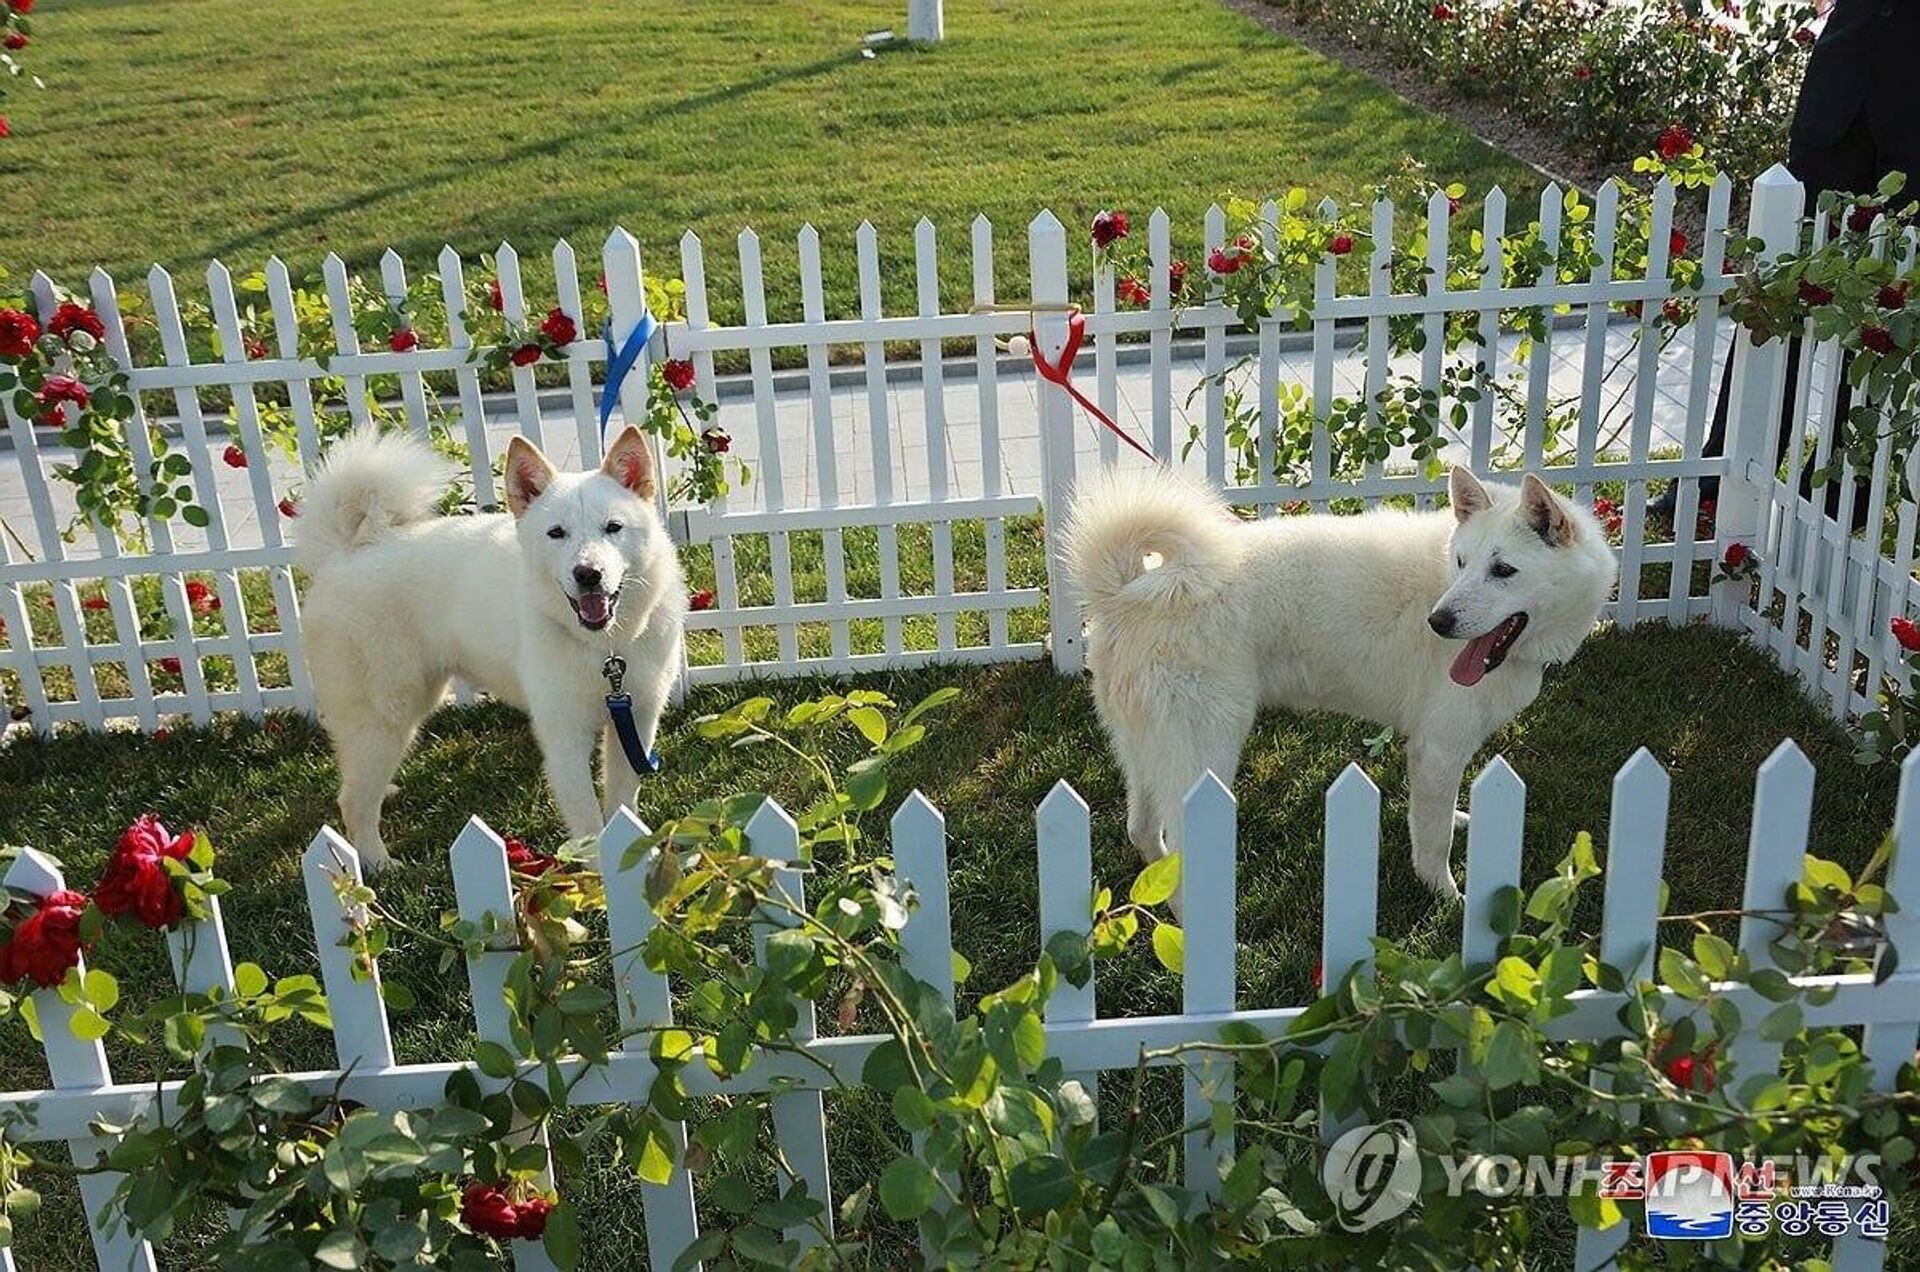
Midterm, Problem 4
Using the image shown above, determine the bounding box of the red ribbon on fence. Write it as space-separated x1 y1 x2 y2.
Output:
1028 309 1158 461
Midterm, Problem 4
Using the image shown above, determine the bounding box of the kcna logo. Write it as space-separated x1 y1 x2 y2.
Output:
1600 1150 1775 1240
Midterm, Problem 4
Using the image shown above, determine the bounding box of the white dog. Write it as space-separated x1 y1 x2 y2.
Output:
1063 465 1616 898
296 426 686 870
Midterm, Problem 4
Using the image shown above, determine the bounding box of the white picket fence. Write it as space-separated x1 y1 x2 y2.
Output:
0 742 1914 1269
3 165 1914 732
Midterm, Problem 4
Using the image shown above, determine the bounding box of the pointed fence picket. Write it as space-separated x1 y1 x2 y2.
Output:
1 747 1918 1267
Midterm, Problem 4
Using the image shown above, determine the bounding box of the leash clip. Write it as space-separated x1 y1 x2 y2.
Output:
602 653 627 697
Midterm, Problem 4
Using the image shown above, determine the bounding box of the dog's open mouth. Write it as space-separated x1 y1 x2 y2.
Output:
569 590 620 632
1448 612 1529 687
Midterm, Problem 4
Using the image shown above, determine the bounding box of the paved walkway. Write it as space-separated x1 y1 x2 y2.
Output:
1 317 1766 565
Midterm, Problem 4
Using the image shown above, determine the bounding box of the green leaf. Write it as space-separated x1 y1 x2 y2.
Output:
1492 956 1540 1008
1130 854 1182 907
69 1007 110 1043
234 962 269 997
1759 1002 1804 1043
1658 948 1710 1000
878 1156 935 1220
380 980 416 1012
543 1201 582 1271
81 969 118 1014
1007 1155 1075 1217
1152 923 1185 973
846 705 887 746
634 1115 677 1185
1480 1020 1539 1090
473 1040 517 1079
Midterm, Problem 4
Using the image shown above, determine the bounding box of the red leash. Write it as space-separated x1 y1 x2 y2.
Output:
1029 309 1157 461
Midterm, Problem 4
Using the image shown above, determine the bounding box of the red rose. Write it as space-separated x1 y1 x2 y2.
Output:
1656 125 1695 161
596 272 608 295
1892 617 1920 653
1310 960 1323 990
388 328 418 353
1877 283 1909 310
661 358 696 391
185 579 219 614
278 496 299 518
47 302 105 344
0 307 40 358
487 279 504 312
1090 210 1129 250
6 1 32 13
1723 542 1751 568
689 589 715 612
159 656 183 676
81 596 110 612
1668 229 1689 257
1862 324 1896 355
1574 65 1592 79
0 890 89 988
702 426 731 454
1207 246 1244 276
1793 26 1814 44
539 308 577 346
1117 276 1150 307
510 343 542 367
1431 3 1454 18
1661 298 1687 324
244 336 269 360
1329 233 1355 256
0 117 10 141
1798 280 1835 306
3 32 24 50
1664 1050 1716 1093
39 375 89 411
511 1194 553 1240
503 837 559 878
461 1184 524 1241
152 727 170 742
1167 259 1189 295
1848 205 1882 234
95 814 195 929
223 443 248 468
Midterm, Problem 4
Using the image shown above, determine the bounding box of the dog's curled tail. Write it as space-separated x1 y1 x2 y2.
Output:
1061 465 1241 612
294 428 457 576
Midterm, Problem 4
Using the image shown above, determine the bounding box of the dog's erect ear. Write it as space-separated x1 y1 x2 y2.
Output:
1521 473 1575 546
1449 466 1492 523
600 426 657 500
504 436 557 518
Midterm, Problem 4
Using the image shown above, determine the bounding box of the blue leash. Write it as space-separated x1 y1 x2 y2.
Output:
599 311 665 780
602 655 662 778
598 309 661 434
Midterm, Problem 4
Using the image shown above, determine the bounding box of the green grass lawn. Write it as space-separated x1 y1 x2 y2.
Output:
0 620 1904 1267
0 0 1535 322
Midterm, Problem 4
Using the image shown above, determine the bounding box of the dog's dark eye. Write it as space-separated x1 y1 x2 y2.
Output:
1490 560 1517 579
546 526 567 540
1456 555 1465 569
604 521 623 535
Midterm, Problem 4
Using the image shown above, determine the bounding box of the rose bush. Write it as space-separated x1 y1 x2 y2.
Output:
1260 0 1816 188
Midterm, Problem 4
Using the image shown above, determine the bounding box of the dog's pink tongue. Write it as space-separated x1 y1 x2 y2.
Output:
1449 630 1502 688
577 593 613 627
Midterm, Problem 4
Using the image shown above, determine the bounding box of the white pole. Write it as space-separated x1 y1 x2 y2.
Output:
908 0 943 42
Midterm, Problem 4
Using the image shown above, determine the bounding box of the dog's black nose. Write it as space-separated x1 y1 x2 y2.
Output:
573 564 603 591
1428 608 1456 637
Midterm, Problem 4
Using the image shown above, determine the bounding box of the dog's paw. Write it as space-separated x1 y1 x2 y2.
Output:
1453 809 1470 835
358 845 395 876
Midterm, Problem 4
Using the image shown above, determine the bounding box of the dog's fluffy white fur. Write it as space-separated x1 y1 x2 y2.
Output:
297 427 686 870
1064 464 1616 897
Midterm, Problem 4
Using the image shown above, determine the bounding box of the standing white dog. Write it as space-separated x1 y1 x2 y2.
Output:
1063 465 1616 898
297 426 686 871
